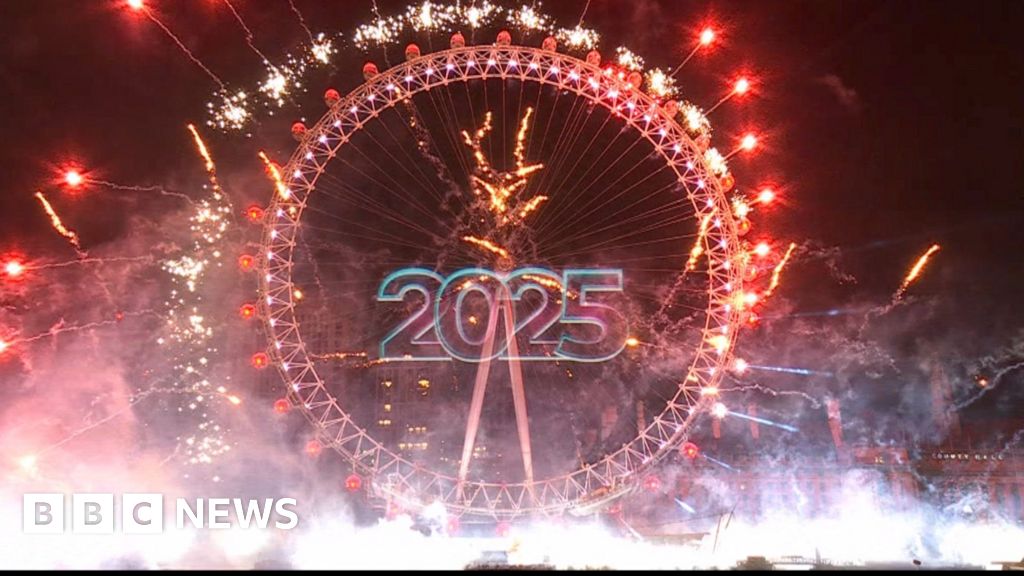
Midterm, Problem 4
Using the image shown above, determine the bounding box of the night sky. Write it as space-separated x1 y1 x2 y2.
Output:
1 0 1022 424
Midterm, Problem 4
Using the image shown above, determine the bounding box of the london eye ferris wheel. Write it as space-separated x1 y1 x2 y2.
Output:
254 2 771 521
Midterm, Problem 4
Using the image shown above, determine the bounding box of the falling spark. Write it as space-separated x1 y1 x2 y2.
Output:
746 364 835 377
187 124 216 176
894 244 941 300
34 192 86 257
719 382 822 408
686 214 713 271
221 0 273 63
462 235 510 259
30 255 153 272
84 179 195 203
675 498 696 514
156 123 236 470
311 351 369 361
725 409 799 433
764 242 796 298
8 312 158 348
31 397 144 458
577 0 591 25
258 151 290 200
134 3 227 90
286 0 316 44
701 453 736 472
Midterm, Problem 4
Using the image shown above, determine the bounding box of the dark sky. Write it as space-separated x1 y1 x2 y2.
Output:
2 0 1021 281
0 0 1021 406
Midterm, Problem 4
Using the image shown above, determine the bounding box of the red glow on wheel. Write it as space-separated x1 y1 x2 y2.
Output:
273 398 290 414
251 352 269 369
345 473 363 492
245 205 264 223
681 441 700 460
305 440 322 457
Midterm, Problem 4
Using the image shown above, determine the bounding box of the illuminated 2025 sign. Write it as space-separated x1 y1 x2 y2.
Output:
377 267 628 362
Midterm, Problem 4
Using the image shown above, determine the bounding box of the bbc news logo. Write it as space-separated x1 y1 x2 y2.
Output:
23 494 298 534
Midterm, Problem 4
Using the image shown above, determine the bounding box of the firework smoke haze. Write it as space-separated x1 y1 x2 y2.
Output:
0 0 1021 570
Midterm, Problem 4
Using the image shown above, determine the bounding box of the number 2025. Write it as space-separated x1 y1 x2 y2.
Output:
377 267 629 363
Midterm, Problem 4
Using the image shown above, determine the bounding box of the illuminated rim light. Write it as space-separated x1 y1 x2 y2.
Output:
257 44 745 518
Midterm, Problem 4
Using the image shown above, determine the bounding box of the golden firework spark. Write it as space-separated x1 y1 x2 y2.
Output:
461 108 545 225
764 242 797 298
462 235 510 259
686 214 714 271
258 150 290 200
187 123 216 174
311 351 370 361
34 191 85 256
894 244 941 300
521 274 563 292
518 195 549 220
